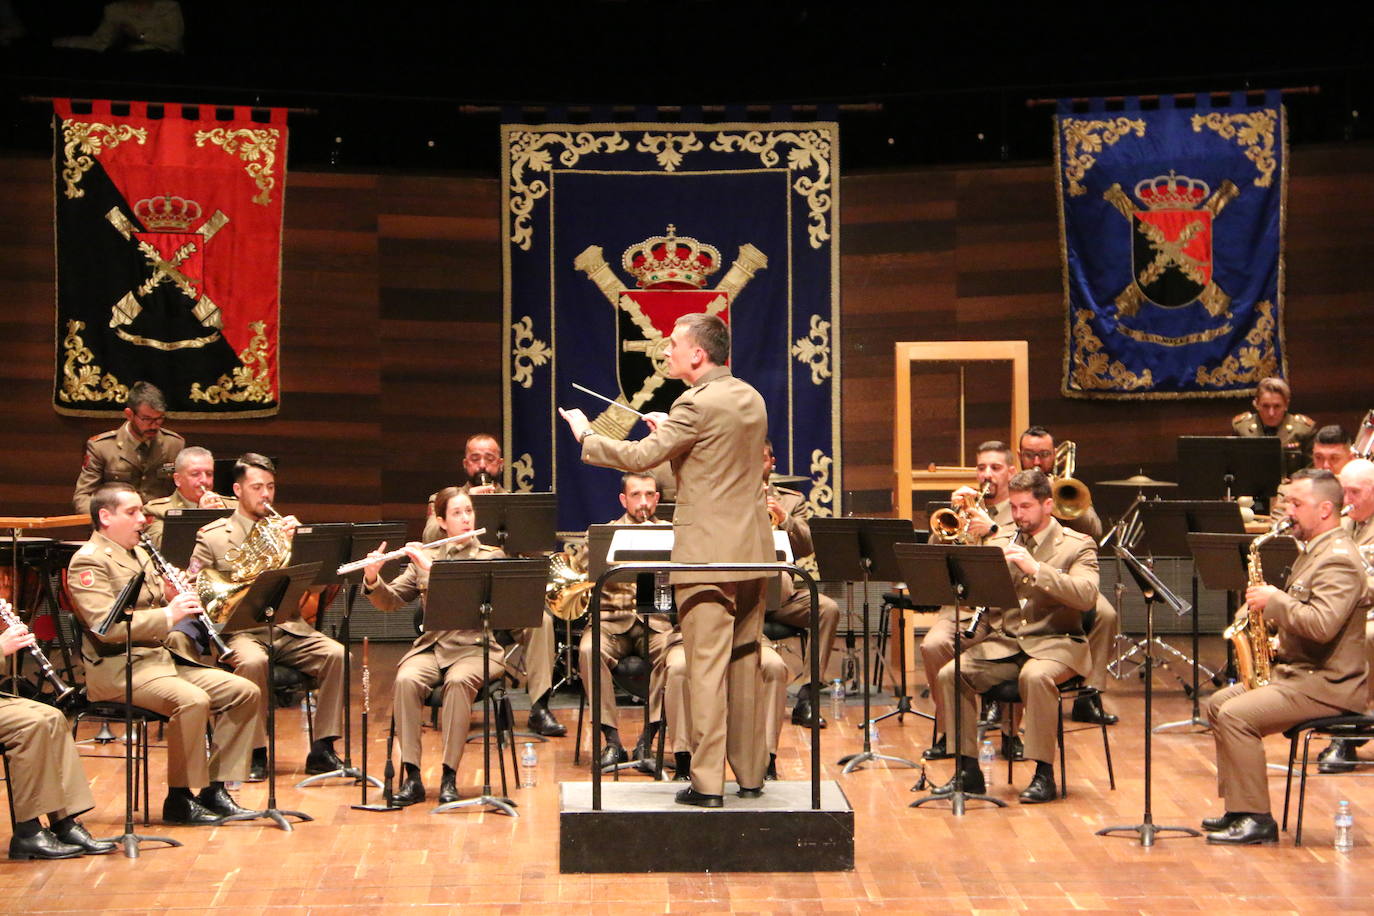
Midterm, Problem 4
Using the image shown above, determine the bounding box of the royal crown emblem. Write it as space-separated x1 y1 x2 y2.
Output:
621 225 721 290
1133 171 1210 210
134 194 204 231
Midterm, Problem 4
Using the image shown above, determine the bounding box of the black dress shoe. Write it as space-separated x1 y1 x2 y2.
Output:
1018 771 1057 804
198 784 258 818
598 742 628 770
922 734 952 761
162 794 227 826
393 770 426 807
50 820 117 856
930 766 986 797
737 785 764 799
1206 813 1278 845
8 829 83 860
1071 693 1118 726
1201 812 1244 831
527 704 566 737
304 746 346 775
247 749 269 783
1318 739 1360 774
438 767 459 805
766 754 778 781
675 787 724 808
790 694 826 728
1001 733 1025 762
631 738 653 762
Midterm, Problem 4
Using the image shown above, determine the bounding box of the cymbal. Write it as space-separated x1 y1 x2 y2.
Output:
769 473 810 485
1097 474 1177 488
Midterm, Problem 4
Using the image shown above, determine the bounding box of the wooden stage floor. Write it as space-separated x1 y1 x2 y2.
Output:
2 638 1370 914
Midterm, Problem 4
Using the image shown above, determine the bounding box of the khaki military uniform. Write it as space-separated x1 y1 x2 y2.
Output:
0 695 96 823
1233 409 1316 477
766 485 841 688
67 531 258 787
1344 515 1374 706
1205 525 1367 814
143 488 238 549
72 423 184 514
363 539 508 770
938 518 1098 764
191 511 345 748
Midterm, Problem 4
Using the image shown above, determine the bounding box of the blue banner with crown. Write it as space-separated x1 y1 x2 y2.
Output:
500 122 841 534
1056 94 1286 399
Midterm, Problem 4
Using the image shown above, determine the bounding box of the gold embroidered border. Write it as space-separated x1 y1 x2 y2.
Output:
635 132 704 172
507 131 631 251
511 315 551 389
512 454 535 492
1115 320 1233 347
1194 301 1279 387
189 321 273 404
60 121 147 199
193 127 281 205
58 320 129 403
791 314 832 384
1191 109 1278 188
115 328 221 350
805 449 834 518
709 129 834 249
1069 310 1153 391
1059 117 1146 197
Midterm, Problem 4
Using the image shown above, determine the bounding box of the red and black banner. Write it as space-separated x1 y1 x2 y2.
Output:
52 99 286 418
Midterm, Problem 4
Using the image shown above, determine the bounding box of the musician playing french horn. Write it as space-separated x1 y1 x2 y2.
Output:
360 487 506 806
190 453 347 783
1202 469 1367 845
141 446 238 549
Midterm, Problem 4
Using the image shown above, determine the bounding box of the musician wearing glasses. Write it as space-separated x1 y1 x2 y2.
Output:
72 381 185 514
190 453 346 783
68 482 259 826
919 440 1016 762
1203 469 1367 844
1231 376 1316 476
142 446 237 549
1017 426 1118 726
360 487 506 806
933 469 1098 805
422 434 565 740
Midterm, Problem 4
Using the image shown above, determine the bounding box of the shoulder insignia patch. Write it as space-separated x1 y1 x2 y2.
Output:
77 569 95 588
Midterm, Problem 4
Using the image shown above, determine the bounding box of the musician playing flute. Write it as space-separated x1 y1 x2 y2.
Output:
360 487 507 806
1203 469 1367 844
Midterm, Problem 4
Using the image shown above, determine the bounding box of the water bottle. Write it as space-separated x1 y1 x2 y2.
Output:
830 678 845 724
979 738 996 787
654 570 672 611
1335 799 1354 852
519 742 538 789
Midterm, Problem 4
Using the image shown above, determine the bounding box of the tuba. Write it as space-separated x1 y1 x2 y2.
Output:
195 503 294 625
1050 440 1093 521
1225 515 1295 690
545 550 595 620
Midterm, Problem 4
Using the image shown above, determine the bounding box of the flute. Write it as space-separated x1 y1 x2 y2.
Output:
0 599 77 706
336 528 487 576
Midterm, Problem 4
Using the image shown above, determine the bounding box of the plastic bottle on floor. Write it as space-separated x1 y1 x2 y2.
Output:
979 737 996 787
520 742 538 789
830 678 845 724
1335 799 1354 852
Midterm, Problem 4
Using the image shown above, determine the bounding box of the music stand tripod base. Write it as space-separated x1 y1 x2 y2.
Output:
838 749 920 774
432 794 519 817
296 767 384 789
1096 820 1199 847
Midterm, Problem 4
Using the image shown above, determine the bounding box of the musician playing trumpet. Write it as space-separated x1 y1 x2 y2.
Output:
360 487 506 806
141 446 238 549
1202 469 1367 844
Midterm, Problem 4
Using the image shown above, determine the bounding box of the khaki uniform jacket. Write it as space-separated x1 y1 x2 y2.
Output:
770 485 812 603
423 481 510 543
1266 525 1368 711
967 518 1096 677
568 513 674 637
67 530 203 696
1233 409 1316 476
73 423 184 514
1342 515 1374 614
143 489 238 548
363 539 506 667
191 510 315 638
581 365 774 584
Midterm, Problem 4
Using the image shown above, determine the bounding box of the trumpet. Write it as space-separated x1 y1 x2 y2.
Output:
336 528 487 576
0 598 77 706
932 480 994 544
1050 440 1093 521
138 532 236 660
197 484 228 509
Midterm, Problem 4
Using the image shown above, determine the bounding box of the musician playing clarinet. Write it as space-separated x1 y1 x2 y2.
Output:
360 487 507 806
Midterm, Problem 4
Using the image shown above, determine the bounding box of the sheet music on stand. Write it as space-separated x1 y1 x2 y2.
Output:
290 523 354 589
217 562 322 635
160 507 234 568
470 493 557 555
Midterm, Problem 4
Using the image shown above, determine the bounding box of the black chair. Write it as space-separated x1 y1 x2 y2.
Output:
72 696 169 825
1281 713 1374 846
269 663 319 745
573 652 662 778
979 675 1116 797
763 618 809 677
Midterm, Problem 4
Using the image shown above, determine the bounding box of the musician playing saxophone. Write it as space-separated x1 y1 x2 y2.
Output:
1202 469 1367 844
190 453 346 783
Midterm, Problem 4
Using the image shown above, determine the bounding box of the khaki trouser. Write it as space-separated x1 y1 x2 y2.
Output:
937 652 1075 764
392 645 504 771
767 587 840 687
514 614 556 701
664 640 787 756
134 664 258 787
919 615 995 736
1206 682 1346 814
226 628 345 749
0 697 95 823
578 620 676 730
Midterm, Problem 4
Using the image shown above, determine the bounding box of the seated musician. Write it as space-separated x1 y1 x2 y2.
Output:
421 433 564 739
1017 425 1118 726
360 487 506 805
575 471 677 769
933 469 1098 804
189 453 346 782
0 620 115 859
1231 376 1315 476
68 482 259 826
1203 469 1367 844
1311 424 1354 475
919 440 1015 761
142 446 237 549
762 438 841 728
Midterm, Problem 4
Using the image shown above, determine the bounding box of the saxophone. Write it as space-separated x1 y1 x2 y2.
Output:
1225 516 1295 690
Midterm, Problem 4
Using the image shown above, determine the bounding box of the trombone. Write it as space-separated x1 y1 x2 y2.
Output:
1050 440 1093 521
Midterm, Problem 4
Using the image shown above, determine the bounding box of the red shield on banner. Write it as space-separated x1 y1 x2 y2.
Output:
132 230 207 296
1131 208 1213 307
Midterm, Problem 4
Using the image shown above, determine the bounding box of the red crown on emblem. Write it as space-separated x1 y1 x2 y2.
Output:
1133 171 1210 210
134 194 203 231
621 225 721 290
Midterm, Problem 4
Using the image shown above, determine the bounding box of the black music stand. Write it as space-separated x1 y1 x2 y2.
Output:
899 542 1017 814
810 517 922 774
469 493 558 556
426 558 546 816
159 507 234 568
869 530 932 730
218 561 320 831
1177 436 1283 504
1097 546 1199 846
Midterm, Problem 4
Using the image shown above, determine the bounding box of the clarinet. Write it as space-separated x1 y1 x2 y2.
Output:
0 598 77 706
137 533 236 661
963 529 1022 639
